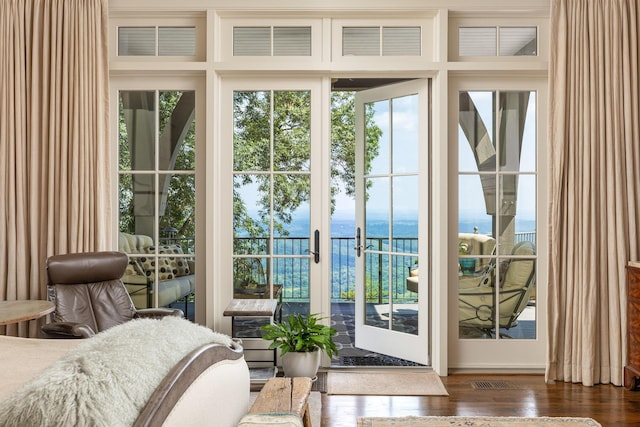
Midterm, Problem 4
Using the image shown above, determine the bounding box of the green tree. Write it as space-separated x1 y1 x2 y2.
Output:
119 89 382 249
330 91 381 213
118 91 196 251
232 90 381 242
233 91 312 243
158 92 196 243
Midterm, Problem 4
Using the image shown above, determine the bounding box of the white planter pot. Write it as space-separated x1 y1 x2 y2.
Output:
281 350 321 378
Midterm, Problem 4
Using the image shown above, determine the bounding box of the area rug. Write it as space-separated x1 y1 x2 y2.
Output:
327 371 448 396
250 391 321 426
356 416 602 427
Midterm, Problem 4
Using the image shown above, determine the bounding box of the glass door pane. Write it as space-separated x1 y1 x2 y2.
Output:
118 89 196 318
363 95 420 336
458 90 537 340
232 90 312 331
354 79 429 366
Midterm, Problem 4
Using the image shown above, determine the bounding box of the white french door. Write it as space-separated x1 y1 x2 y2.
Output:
219 78 324 333
354 79 430 365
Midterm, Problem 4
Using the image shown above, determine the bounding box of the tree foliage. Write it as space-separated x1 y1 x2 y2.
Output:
232 90 381 242
330 91 381 213
233 91 312 242
119 89 382 249
119 91 196 249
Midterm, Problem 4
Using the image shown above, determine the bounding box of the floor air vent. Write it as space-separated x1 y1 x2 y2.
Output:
471 380 519 390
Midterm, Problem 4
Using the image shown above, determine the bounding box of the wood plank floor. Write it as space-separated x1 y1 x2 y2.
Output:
321 374 640 426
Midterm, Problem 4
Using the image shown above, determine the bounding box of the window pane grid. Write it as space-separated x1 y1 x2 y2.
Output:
118 26 197 57
233 26 313 57
458 89 537 340
458 26 537 57
118 89 197 310
343 26 422 56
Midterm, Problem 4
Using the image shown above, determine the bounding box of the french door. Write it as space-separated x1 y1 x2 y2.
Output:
354 79 430 365
220 78 324 334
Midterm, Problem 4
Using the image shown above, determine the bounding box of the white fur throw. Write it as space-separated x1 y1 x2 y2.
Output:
0 317 232 427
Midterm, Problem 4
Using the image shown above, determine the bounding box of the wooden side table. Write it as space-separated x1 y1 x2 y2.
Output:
224 298 279 383
223 298 279 328
0 300 55 326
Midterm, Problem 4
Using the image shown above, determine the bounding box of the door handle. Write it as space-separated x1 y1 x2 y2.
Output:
355 227 362 257
308 229 320 264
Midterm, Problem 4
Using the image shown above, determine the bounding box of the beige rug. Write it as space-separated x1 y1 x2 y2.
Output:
357 416 602 427
249 390 321 426
327 371 448 396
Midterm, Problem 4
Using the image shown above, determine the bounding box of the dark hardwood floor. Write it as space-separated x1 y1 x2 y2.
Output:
321 373 640 426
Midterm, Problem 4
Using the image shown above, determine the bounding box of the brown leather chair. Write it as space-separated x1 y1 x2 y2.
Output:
42 251 183 338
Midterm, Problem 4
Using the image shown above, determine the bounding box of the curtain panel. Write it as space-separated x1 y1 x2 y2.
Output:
0 0 111 336
547 0 640 386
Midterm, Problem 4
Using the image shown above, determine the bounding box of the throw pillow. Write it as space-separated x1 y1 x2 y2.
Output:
138 256 175 281
148 244 191 277
125 258 145 277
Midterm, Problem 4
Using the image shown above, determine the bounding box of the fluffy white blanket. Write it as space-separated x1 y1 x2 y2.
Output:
0 317 232 427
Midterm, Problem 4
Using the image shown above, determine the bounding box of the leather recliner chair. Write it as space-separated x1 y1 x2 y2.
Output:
42 251 183 338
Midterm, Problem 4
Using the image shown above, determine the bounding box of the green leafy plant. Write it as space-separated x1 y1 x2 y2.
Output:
261 313 338 358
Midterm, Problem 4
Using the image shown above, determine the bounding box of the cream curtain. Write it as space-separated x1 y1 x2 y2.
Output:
0 0 112 336
547 0 640 386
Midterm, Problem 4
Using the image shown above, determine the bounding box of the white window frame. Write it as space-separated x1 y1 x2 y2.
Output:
331 18 436 66
217 17 323 65
109 14 207 63
448 16 549 63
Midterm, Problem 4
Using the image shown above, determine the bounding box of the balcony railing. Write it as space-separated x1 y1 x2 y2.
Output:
165 231 536 304
231 236 418 303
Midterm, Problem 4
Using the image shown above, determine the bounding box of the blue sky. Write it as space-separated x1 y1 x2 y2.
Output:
237 89 537 233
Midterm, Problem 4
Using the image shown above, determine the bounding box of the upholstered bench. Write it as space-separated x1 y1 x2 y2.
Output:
238 377 313 427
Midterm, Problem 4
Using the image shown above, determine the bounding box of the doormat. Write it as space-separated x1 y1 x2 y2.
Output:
357 416 602 427
327 371 448 396
339 355 424 367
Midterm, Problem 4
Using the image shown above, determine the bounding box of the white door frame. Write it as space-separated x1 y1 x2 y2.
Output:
354 79 431 366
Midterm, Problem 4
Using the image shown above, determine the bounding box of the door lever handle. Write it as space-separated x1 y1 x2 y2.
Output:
309 229 320 263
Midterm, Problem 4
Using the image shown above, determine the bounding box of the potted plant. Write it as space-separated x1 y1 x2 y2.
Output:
261 313 337 378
